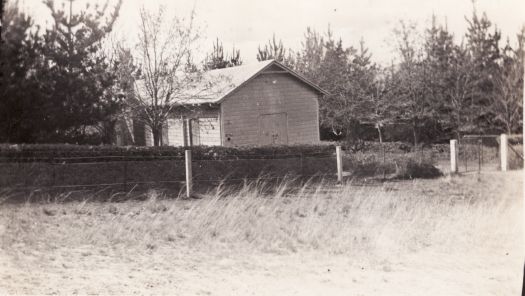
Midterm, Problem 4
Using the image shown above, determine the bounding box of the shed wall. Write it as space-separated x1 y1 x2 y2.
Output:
166 117 220 146
220 73 320 146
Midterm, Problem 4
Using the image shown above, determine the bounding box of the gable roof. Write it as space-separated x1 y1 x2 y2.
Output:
134 60 327 106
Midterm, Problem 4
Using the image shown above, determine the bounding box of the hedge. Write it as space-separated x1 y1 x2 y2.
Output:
0 144 336 163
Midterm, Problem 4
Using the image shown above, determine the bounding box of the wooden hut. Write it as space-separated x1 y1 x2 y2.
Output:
132 59 327 146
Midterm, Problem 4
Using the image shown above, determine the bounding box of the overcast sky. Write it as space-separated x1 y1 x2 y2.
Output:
20 0 525 65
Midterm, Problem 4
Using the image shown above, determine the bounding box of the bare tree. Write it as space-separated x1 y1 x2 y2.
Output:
130 6 213 146
492 32 524 134
444 44 478 140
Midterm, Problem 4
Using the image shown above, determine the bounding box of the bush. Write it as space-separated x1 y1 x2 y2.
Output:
394 159 443 179
343 152 443 180
0 143 335 163
343 154 395 178
508 144 524 170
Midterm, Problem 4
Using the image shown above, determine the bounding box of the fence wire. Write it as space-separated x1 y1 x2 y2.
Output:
457 136 500 173
0 153 336 191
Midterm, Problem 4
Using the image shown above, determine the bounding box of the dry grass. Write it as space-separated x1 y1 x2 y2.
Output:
0 171 523 295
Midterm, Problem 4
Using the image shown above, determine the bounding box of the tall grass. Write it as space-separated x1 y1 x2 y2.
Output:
1 174 521 261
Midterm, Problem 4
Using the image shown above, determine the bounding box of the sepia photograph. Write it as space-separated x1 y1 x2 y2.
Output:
0 0 524 295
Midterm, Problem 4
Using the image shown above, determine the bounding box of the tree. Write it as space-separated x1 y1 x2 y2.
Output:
350 41 393 145
131 6 218 146
290 27 384 147
464 9 503 132
311 30 353 140
0 1 43 143
256 34 286 62
390 20 435 147
35 0 123 143
491 28 524 134
422 17 475 141
203 38 242 70
98 39 139 143
443 43 478 140
293 27 325 80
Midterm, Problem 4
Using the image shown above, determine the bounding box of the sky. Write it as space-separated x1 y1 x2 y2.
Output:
19 0 525 65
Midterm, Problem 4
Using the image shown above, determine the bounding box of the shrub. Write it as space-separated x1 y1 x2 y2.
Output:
343 154 395 178
394 159 443 179
343 152 443 179
0 143 335 163
508 144 524 170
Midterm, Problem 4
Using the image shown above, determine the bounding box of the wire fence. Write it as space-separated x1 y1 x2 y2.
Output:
458 135 500 173
2 137 522 195
507 134 524 170
0 152 337 192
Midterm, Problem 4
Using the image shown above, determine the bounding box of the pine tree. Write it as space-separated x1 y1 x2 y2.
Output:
391 20 432 146
465 9 502 133
422 16 461 140
256 34 286 62
0 2 43 142
204 38 242 70
36 0 123 143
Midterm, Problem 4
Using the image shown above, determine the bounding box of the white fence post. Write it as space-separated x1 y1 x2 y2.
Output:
185 150 193 198
500 134 508 172
450 139 458 174
336 146 343 183
184 118 193 147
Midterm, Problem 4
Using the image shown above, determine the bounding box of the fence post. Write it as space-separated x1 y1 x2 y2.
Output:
123 159 128 192
185 118 193 147
185 149 193 198
336 146 343 183
450 139 458 174
500 134 508 172
299 152 304 177
182 118 187 147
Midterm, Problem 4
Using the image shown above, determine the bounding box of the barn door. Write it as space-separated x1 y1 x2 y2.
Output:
258 113 288 145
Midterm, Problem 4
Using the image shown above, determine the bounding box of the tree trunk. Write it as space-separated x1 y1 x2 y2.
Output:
456 111 461 142
376 125 383 144
102 120 117 145
152 126 162 146
377 125 386 179
412 118 418 148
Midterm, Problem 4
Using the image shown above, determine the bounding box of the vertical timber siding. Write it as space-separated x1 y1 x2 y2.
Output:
167 118 185 146
198 118 221 146
166 116 221 147
221 73 320 146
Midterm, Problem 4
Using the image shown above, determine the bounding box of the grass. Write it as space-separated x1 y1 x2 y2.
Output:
344 152 444 179
0 171 523 295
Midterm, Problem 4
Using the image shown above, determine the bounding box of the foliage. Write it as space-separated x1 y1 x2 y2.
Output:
289 27 387 149
343 150 443 179
394 158 443 179
491 29 524 134
203 38 242 70
0 2 42 143
287 9 523 145
0 143 335 162
131 6 219 147
0 0 123 144
256 34 287 63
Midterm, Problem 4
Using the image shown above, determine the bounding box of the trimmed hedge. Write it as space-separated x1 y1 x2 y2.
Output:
0 144 335 163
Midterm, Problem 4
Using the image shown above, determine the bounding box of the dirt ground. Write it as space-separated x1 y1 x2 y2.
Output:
1 171 523 295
